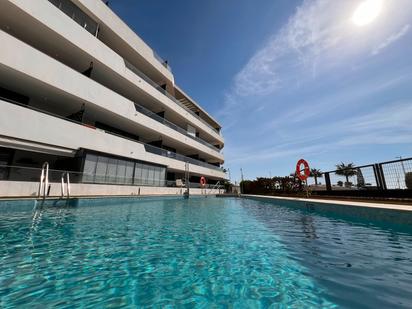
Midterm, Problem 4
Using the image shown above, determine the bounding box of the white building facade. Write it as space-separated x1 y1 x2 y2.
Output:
0 0 226 196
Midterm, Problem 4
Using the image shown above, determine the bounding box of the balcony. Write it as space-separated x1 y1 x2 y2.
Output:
48 0 99 36
2 98 224 172
143 144 222 171
98 0 172 73
32 1 221 140
153 51 172 72
134 103 220 152
124 59 221 136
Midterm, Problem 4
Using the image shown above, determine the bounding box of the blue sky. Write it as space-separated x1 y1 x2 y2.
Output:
109 0 412 183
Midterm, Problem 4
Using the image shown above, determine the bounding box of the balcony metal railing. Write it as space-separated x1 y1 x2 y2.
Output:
124 60 222 136
1 98 224 172
134 103 220 152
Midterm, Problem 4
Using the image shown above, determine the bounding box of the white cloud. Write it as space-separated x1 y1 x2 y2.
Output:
232 0 352 97
229 0 412 99
371 24 410 55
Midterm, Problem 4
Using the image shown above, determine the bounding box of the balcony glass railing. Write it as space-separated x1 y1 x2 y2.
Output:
143 144 222 171
2 98 224 172
134 103 220 152
124 60 221 136
49 0 99 36
153 51 172 72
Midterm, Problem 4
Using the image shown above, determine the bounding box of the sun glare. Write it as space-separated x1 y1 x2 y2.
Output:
352 0 383 26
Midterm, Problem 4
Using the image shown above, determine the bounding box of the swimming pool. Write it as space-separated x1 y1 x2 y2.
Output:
0 197 411 308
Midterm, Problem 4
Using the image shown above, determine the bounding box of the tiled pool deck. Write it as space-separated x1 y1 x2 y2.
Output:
243 194 412 211
243 194 412 225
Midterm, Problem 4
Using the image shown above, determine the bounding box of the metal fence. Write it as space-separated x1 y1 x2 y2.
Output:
320 157 412 191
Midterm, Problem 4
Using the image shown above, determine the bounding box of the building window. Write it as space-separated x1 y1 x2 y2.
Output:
82 152 166 186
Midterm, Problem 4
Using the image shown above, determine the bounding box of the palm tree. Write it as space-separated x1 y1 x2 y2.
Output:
310 168 323 185
335 162 357 185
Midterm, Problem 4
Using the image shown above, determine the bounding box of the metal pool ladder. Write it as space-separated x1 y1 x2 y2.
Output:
38 162 49 200
183 161 190 198
61 172 71 199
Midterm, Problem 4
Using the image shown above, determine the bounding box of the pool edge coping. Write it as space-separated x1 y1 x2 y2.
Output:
0 194 225 203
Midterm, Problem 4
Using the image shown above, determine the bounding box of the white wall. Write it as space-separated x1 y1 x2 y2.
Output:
0 101 227 179
0 29 223 162
4 0 224 145
73 0 174 82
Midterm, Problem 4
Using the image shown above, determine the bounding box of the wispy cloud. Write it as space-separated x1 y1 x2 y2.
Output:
223 0 412 103
232 0 350 97
226 100 412 165
372 24 410 55
219 0 412 180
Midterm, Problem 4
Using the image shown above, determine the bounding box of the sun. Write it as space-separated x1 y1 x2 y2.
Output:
352 0 383 26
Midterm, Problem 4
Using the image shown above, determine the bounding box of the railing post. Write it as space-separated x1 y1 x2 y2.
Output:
373 164 381 189
374 164 387 190
325 172 332 191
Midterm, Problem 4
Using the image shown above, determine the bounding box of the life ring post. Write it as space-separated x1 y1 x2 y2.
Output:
295 159 310 197
296 159 310 181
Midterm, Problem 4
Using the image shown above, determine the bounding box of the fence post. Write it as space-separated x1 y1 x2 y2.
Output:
325 172 332 191
374 164 387 190
378 164 387 190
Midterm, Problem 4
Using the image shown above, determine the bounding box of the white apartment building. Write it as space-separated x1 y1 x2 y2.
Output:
0 0 226 196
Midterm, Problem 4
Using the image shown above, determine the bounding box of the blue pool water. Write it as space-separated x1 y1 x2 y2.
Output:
0 197 411 308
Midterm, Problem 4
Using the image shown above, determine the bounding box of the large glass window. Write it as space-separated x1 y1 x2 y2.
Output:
159 168 166 186
148 166 155 186
142 165 149 185
125 161 134 185
116 159 127 184
106 158 117 184
134 163 143 185
82 153 97 183
82 153 166 187
95 156 109 183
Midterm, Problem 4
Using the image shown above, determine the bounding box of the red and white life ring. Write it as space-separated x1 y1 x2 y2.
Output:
296 159 310 181
200 176 206 187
